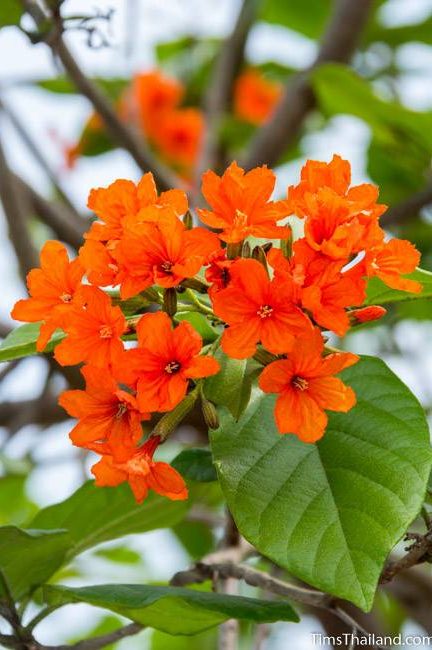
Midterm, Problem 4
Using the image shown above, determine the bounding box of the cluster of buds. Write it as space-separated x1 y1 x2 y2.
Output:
11 155 421 503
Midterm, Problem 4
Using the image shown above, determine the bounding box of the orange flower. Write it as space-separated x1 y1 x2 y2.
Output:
115 212 220 299
153 108 204 169
92 435 188 503
269 241 366 336
259 328 359 442
79 239 119 287
211 258 312 359
129 70 184 137
287 156 387 259
54 286 126 368
234 69 282 125
11 240 85 352
363 239 422 293
198 162 290 243
205 249 234 297
59 365 149 462
120 311 220 413
86 173 188 243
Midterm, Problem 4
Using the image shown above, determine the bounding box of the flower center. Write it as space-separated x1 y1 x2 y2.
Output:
99 325 113 339
165 360 181 374
292 376 309 391
160 260 173 273
234 209 248 228
257 304 273 319
60 292 72 303
116 402 128 419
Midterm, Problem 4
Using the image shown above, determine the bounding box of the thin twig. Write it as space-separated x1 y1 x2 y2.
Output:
380 529 432 584
21 0 184 192
13 174 87 249
0 136 39 281
242 0 373 169
380 180 432 228
0 97 76 212
198 0 258 177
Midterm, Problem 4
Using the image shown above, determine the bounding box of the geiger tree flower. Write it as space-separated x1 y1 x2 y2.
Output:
9 155 424 504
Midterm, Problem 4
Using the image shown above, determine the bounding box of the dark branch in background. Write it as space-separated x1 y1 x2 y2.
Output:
13 174 88 249
198 0 258 177
0 97 77 212
0 137 39 281
380 529 432 584
21 1 184 192
242 0 373 169
381 180 432 228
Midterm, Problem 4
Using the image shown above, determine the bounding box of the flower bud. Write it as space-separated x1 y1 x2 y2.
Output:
183 211 193 230
349 305 387 324
251 245 268 271
201 398 220 430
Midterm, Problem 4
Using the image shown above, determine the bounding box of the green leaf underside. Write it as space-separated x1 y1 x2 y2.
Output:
31 481 188 562
0 527 69 601
43 584 299 635
366 268 432 305
204 351 255 420
210 357 431 611
172 449 217 482
0 323 64 363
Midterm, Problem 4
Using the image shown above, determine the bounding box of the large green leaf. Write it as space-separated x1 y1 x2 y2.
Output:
0 0 22 27
204 351 256 420
36 76 129 99
44 584 299 635
31 481 188 561
366 268 432 305
0 323 65 362
210 357 431 611
0 527 69 601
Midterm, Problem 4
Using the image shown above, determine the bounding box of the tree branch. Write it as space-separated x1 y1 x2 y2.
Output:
380 530 432 584
380 181 432 228
0 136 39 281
198 0 257 176
50 623 144 650
242 0 373 169
21 1 184 193
13 174 87 250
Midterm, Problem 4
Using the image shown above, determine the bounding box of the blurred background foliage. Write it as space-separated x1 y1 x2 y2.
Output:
1 0 432 648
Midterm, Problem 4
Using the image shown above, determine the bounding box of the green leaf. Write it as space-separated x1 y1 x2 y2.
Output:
204 351 256 420
0 475 37 526
173 520 214 560
0 527 69 601
176 312 219 343
36 76 129 99
259 0 331 39
366 268 432 305
172 449 217 483
94 546 142 565
0 0 22 27
152 628 217 650
31 481 188 561
44 583 299 635
0 323 65 363
210 357 432 611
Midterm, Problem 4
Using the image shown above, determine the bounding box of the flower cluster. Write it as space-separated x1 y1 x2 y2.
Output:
65 68 282 175
11 155 422 502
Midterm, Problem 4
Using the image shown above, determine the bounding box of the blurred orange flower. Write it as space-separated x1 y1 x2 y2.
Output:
153 108 204 170
198 162 290 243
234 69 282 125
11 240 85 352
259 328 359 442
92 435 188 503
129 70 184 137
